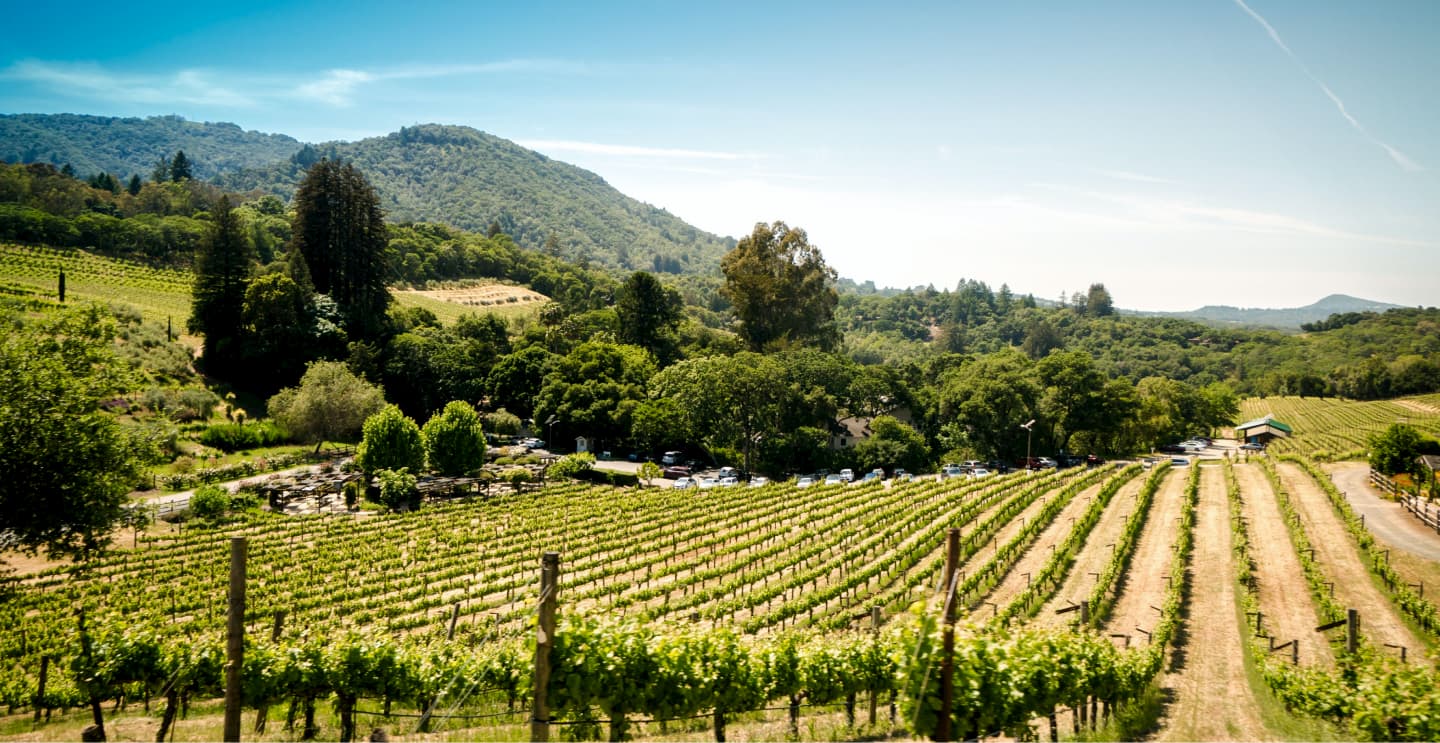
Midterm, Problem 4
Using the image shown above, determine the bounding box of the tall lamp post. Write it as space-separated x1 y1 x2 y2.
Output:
1020 419 1035 473
546 414 558 449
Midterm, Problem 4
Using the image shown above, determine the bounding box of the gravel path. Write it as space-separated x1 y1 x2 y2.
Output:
1327 462 1440 561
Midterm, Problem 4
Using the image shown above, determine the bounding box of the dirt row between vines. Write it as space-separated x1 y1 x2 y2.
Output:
1032 474 1149 629
1233 462 1336 668
973 476 1114 617
1099 466 1186 642
1274 461 1427 663
1155 464 1274 742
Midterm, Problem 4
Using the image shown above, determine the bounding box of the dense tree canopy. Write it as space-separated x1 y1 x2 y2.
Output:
721 221 839 352
290 159 391 340
422 401 486 476
267 361 387 447
356 405 426 476
189 195 252 367
0 306 143 558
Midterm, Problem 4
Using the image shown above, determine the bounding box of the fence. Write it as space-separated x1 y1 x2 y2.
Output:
1401 494 1440 533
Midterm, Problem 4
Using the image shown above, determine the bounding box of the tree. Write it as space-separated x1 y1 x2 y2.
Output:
356 405 426 476
169 151 192 182
484 408 522 435
1084 283 1115 317
267 361 386 448
650 352 787 475
852 416 932 475
127 174 142 196
189 485 231 522
532 341 656 447
190 196 254 367
0 305 143 558
238 273 328 391
290 160 391 340
638 461 662 487
486 345 553 418
721 221 839 351
548 452 596 480
1370 423 1424 477
936 348 1038 460
422 401 486 476
615 271 683 363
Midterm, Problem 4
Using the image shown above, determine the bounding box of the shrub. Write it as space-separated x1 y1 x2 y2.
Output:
547 452 596 480
373 468 420 511
199 420 288 452
189 485 230 521
483 408 522 435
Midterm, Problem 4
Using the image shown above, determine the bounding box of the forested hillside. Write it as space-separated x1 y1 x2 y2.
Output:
0 114 735 274
0 113 301 180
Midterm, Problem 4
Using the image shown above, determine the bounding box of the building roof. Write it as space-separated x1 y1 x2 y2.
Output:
1420 454 1440 472
1236 415 1293 434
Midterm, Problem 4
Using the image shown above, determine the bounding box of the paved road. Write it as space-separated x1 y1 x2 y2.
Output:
1328 461 1440 561
133 462 333 514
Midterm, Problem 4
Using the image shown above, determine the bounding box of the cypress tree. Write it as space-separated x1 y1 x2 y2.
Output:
127 174 142 196
190 196 253 366
169 151 192 181
289 160 391 341
58 268 65 303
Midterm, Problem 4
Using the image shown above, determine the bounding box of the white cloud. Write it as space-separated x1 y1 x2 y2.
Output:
1232 0 1423 172
3 57 593 110
291 69 373 106
3 60 254 106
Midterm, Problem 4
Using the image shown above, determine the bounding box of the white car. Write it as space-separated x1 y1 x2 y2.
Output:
719 476 739 487
970 468 993 479
697 477 720 489
672 477 694 489
825 473 844 486
839 468 855 482
749 476 770 488
796 476 816 488
662 450 683 465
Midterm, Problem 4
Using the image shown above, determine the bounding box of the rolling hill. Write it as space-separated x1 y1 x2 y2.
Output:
0 114 734 275
1125 293 1404 329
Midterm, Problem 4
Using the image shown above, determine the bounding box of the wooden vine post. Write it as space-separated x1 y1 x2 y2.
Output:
531 551 561 742
933 528 960 742
224 537 248 742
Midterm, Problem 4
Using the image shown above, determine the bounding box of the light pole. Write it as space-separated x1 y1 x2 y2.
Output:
546 414 557 449
1020 419 1035 473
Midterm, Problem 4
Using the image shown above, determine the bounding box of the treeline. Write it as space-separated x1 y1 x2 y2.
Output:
839 278 1440 401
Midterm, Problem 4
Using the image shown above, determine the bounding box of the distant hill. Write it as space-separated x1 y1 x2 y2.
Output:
1125 294 1405 329
0 113 302 180
0 115 734 275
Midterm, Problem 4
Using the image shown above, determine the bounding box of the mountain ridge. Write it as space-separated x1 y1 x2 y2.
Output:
0 113 734 274
1122 293 1405 329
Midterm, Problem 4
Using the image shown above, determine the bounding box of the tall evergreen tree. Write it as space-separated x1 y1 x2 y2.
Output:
615 271 683 363
169 150 192 181
289 160 391 341
190 196 253 366
126 174 142 196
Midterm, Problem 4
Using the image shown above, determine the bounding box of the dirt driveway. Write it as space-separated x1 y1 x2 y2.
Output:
1327 462 1440 561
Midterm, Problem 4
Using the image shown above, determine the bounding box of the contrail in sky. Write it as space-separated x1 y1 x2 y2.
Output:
1232 0 1422 172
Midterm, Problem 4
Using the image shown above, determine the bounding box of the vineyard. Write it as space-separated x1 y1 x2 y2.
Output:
0 244 541 331
2 455 1438 741
0 243 192 326
1237 394 1440 459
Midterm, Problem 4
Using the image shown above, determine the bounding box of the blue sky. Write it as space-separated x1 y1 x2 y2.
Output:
3 0 1437 311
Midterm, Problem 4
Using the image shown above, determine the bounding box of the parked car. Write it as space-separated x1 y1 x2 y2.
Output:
672 477 694 489
941 464 963 479
1086 454 1105 467
663 465 692 479
718 466 739 479
1240 442 1265 451
970 467 993 479
749 476 770 488
796 476 816 488
1158 444 1186 454
697 477 720 489
839 468 855 482
893 468 908 479
661 450 683 465
861 471 881 484
719 476 739 487
1170 457 1190 466
824 473 845 486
